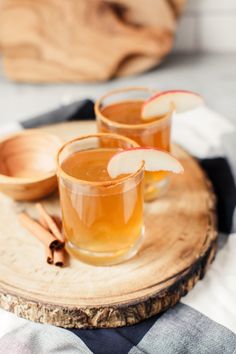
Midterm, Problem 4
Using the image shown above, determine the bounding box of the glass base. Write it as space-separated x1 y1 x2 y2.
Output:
144 176 170 202
66 228 144 266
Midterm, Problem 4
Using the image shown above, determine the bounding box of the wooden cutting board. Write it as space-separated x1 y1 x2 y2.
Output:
0 0 186 82
0 121 217 328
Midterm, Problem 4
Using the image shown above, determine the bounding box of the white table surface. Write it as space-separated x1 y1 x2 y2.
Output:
0 53 236 126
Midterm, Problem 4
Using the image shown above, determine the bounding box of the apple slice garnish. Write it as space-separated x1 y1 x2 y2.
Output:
141 90 204 120
107 147 184 178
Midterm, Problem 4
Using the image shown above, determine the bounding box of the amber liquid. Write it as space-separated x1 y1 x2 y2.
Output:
59 148 143 265
98 101 171 200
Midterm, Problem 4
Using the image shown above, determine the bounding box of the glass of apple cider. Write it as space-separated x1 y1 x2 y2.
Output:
57 133 144 266
95 87 173 201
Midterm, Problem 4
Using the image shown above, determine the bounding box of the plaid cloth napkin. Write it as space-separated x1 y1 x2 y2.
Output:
0 101 235 354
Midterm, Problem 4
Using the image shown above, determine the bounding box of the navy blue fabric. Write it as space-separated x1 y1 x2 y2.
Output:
70 315 158 354
21 99 95 129
199 158 236 233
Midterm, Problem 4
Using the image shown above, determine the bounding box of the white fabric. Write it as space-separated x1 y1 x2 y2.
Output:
173 106 236 232
0 310 27 338
0 314 92 353
172 106 234 156
0 107 236 337
172 106 236 334
181 235 236 334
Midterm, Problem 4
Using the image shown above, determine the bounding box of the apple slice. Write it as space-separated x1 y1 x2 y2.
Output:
142 90 204 120
107 147 184 178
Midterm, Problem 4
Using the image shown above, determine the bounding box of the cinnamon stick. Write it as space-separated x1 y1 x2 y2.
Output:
54 248 66 267
38 209 66 266
39 215 48 229
52 215 62 231
36 203 64 242
39 215 55 264
39 214 62 232
45 246 53 264
19 213 64 250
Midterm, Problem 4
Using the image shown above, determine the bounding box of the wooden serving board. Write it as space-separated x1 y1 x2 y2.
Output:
0 121 217 329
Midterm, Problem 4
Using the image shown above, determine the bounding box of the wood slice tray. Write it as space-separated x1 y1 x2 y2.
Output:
0 121 217 329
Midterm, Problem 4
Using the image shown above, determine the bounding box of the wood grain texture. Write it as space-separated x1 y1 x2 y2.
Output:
0 121 217 328
0 0 185 82
0 131 61 200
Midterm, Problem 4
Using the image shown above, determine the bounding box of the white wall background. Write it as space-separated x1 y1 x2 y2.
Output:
174 0 236 52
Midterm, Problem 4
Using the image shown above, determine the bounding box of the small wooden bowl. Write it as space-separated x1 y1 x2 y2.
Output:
0 131 62 201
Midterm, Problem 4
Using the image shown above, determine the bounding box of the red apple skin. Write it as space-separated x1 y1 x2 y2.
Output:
141 90 203 119
143 90 202 107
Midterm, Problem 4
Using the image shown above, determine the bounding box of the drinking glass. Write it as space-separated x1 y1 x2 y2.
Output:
57 133 144 266
95 87 172 201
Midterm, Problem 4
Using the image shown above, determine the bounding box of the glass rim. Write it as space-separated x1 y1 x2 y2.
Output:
95 86 173 130
57 133 145 187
